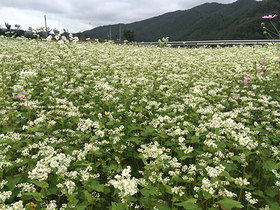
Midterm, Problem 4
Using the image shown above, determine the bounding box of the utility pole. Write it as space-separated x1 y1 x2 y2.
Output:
119 24 121 41
44 15 48 37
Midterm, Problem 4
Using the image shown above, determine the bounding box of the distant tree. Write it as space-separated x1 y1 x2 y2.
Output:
77 31 81 39
123 28 135 42
5 22 11 37
14 24 21 30
63 28 69 37
53 28 60 35
33 27 44 38
5 22 11 31
28 27 33 32
13 24 24 37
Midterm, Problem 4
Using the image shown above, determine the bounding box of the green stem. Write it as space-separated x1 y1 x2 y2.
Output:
1 60 13 131
270 20 280 38
26 97 33 144
238 187 243 203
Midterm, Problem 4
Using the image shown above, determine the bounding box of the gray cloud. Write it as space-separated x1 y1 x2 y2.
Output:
0 0 252 33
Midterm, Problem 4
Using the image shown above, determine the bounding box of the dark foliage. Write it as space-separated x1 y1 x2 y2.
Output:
81 0 280 42
122 28 135 42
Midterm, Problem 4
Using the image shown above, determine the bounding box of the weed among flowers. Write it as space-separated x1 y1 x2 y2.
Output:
0 34 280 210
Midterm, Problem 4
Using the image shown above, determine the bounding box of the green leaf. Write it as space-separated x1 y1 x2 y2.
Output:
76 202 87 210
220 171 234 182
25 204 34 210
127 124 142 134
263 160 278 171
174 200 198 210
6 174 22 190
190 136 199 143
127 137 140 144
270 202 280 210
30 180 49 188
84 190 94 204
230 156 242 163
31 127 40 132
106 121 114 126
107 163 117 171
265 187 278 198
117 164 123 173
265 195 278 206
24 192 42 202
93 184 104 192
135 106 142 112
154 203 171 210
48 186 59 195
165 185 173 194
0 139 14 144
252 190 264 197
180 155 192 160
140 188 150 197
140 197 149 207
252 177 259 185
99 121 105 129
91 180 104 192
25 202 37 210
144 125 155 135
2 125 13 133
112 202 128 210
216 198 244 210
149 185 158 196
68 198 79 207
215 128 220 136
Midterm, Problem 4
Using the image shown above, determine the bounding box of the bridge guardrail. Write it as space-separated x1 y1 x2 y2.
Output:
137 39 280 46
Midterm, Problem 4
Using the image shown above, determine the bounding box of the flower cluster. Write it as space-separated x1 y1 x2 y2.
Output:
108 166 139 201
0 33 280 209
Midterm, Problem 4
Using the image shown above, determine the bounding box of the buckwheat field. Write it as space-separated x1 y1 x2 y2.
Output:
0 36 280 210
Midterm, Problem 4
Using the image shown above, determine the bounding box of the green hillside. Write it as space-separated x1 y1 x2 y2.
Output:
81 0 280 42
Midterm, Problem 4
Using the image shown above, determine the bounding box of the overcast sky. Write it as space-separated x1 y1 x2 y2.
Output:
0 0 260 33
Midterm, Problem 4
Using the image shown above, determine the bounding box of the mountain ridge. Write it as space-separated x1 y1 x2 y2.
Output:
81 0 280 42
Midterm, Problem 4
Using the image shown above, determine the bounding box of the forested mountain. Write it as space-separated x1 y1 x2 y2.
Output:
81 0 280 42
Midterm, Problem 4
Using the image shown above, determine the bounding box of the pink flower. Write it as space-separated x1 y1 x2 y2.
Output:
262 14 278 19
256 66 262 70
259 71 264 75
17 91 27 99
232 94 240 99
17 94 25 99
260 59 266 63
244 77 251 85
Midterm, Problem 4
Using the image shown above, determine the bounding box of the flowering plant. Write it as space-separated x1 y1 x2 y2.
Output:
1 31 280 210
261 14 280 40
16 91 27 99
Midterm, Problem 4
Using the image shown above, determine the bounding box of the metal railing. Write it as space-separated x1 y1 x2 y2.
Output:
138 39 280 46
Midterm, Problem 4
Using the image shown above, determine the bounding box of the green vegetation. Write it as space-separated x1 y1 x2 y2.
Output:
0 33 280 209
123 28 135 42
81 0 280 42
